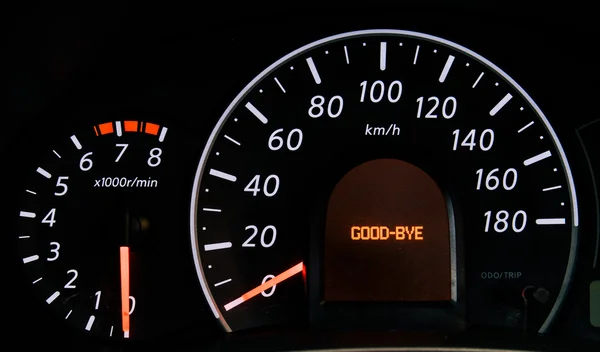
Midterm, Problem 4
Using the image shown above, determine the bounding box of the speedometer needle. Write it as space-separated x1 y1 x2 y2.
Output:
223 262 304 311
119 246 130 338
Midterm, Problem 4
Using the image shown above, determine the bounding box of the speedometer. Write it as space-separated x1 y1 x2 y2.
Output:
189 30 578 333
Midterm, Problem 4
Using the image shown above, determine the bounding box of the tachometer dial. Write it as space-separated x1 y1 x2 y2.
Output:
18 120 187 339
190 30 578 333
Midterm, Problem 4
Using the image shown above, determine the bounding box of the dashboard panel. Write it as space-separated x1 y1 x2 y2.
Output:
5 4 600 351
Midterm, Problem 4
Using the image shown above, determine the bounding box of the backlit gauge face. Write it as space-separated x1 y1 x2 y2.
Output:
17 120 195 339
189 30 578 333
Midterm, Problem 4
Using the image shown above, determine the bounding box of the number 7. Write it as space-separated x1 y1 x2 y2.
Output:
115 144 129 162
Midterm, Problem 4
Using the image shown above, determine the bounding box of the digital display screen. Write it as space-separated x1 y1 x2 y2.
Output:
324 159 452 302
591 281 600 327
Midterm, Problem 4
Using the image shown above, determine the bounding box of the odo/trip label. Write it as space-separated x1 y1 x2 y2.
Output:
480 271 523 279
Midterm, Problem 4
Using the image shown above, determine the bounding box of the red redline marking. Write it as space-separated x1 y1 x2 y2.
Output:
144 122 160 135
98 122 114 135
93 121 163 137
124 121 138 132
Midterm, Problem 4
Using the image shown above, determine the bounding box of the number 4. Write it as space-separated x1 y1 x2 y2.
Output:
42 208 56 227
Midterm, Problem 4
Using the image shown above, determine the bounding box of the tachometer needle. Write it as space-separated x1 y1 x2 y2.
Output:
119 246 130 338
223 262 304 311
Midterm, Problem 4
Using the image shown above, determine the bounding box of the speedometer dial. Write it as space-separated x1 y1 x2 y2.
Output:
189 30 578 333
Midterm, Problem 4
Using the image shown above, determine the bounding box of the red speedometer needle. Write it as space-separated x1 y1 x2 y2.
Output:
223 262 304 311
119 246 130 338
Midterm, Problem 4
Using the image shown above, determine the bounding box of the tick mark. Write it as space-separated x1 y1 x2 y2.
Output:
70 135 82 150
115 121 123 136
413 45 420 65
245 102 268 124
224 135 241 146
343 46 350 64
23 255 39 264
85 316 95 331
379 42 387 71
523 150 552 166
20 211 36 218
306 57 322 84
209 169 237 182
489 93 513 116
158 127 168 142
36 167 52 179
472 72 484 88
274 77 286 93
46 291 60 304
214 278 232 287
204 242 232 251
517 121 534 133
439 55 455 83
536 218 566 225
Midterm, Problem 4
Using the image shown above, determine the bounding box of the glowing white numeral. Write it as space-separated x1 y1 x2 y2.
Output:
360 80 403 103
261 275 276 297
484 210 527 233
268 129 303 151
115 144 129 162
242 225 277 248
452 129 494 151
475 168 518 190
244 175 280 197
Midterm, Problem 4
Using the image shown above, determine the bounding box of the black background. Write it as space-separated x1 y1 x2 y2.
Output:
4 2 600 351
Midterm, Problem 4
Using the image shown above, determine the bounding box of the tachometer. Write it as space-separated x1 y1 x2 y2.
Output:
189 30 578 333
17 119 191 339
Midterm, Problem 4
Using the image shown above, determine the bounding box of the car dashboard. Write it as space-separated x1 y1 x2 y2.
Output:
5 4 600 351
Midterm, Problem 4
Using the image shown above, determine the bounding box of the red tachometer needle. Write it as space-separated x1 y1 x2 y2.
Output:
120 246 130 338
223 262 304 311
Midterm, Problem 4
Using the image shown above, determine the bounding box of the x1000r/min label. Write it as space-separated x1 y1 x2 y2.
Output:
94 177 158 188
